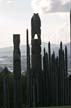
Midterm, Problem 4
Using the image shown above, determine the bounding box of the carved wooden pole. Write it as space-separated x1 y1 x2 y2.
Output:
48 42 51 106
43 48 48 106
69 10 71 105
70 10 71 73
31 14 42 107
64 46 68 105
26 29 31 107
13 34 22 108
58 42 65 105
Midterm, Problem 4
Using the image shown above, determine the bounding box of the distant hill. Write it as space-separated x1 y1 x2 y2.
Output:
0 42 70 72
0 45 26 72
0 66 3 72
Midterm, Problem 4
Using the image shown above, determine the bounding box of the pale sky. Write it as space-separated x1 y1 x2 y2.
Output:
0 0 70 48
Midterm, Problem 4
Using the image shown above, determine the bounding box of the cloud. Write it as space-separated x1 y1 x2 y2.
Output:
0 0 3 2
53 23 70 43
31 0 71 14
0 0 15 5
60 0 70 5
7 0 14 4
7 0 16 5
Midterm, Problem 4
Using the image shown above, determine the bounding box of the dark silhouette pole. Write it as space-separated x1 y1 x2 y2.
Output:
26 29 31 107
43 48 48 106
58 42 65 105
13 34 21 108
70 10 71 73
31 13 42 107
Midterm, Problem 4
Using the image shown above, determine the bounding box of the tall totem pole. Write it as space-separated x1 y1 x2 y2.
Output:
13 34 21 108
70 10 71 72
69 10 71 105
31 13 42 107
26 29 31 106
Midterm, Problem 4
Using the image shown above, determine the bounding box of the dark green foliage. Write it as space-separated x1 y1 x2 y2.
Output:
21 74 27 106
0 70 27 108
0 72 4 107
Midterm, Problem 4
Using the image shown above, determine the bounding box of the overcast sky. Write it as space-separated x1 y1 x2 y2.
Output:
0 0 70 48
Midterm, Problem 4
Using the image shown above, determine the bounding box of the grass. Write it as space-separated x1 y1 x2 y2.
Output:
22 106 71 108
48 106 71 108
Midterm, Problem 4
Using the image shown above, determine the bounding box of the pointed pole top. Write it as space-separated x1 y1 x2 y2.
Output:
26 29 28 36
26 29 29 45
44 48 46 55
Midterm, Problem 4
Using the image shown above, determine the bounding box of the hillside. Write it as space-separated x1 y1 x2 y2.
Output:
0 43 70 72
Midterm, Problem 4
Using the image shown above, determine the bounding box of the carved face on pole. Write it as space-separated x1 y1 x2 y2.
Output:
31 13 41 39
